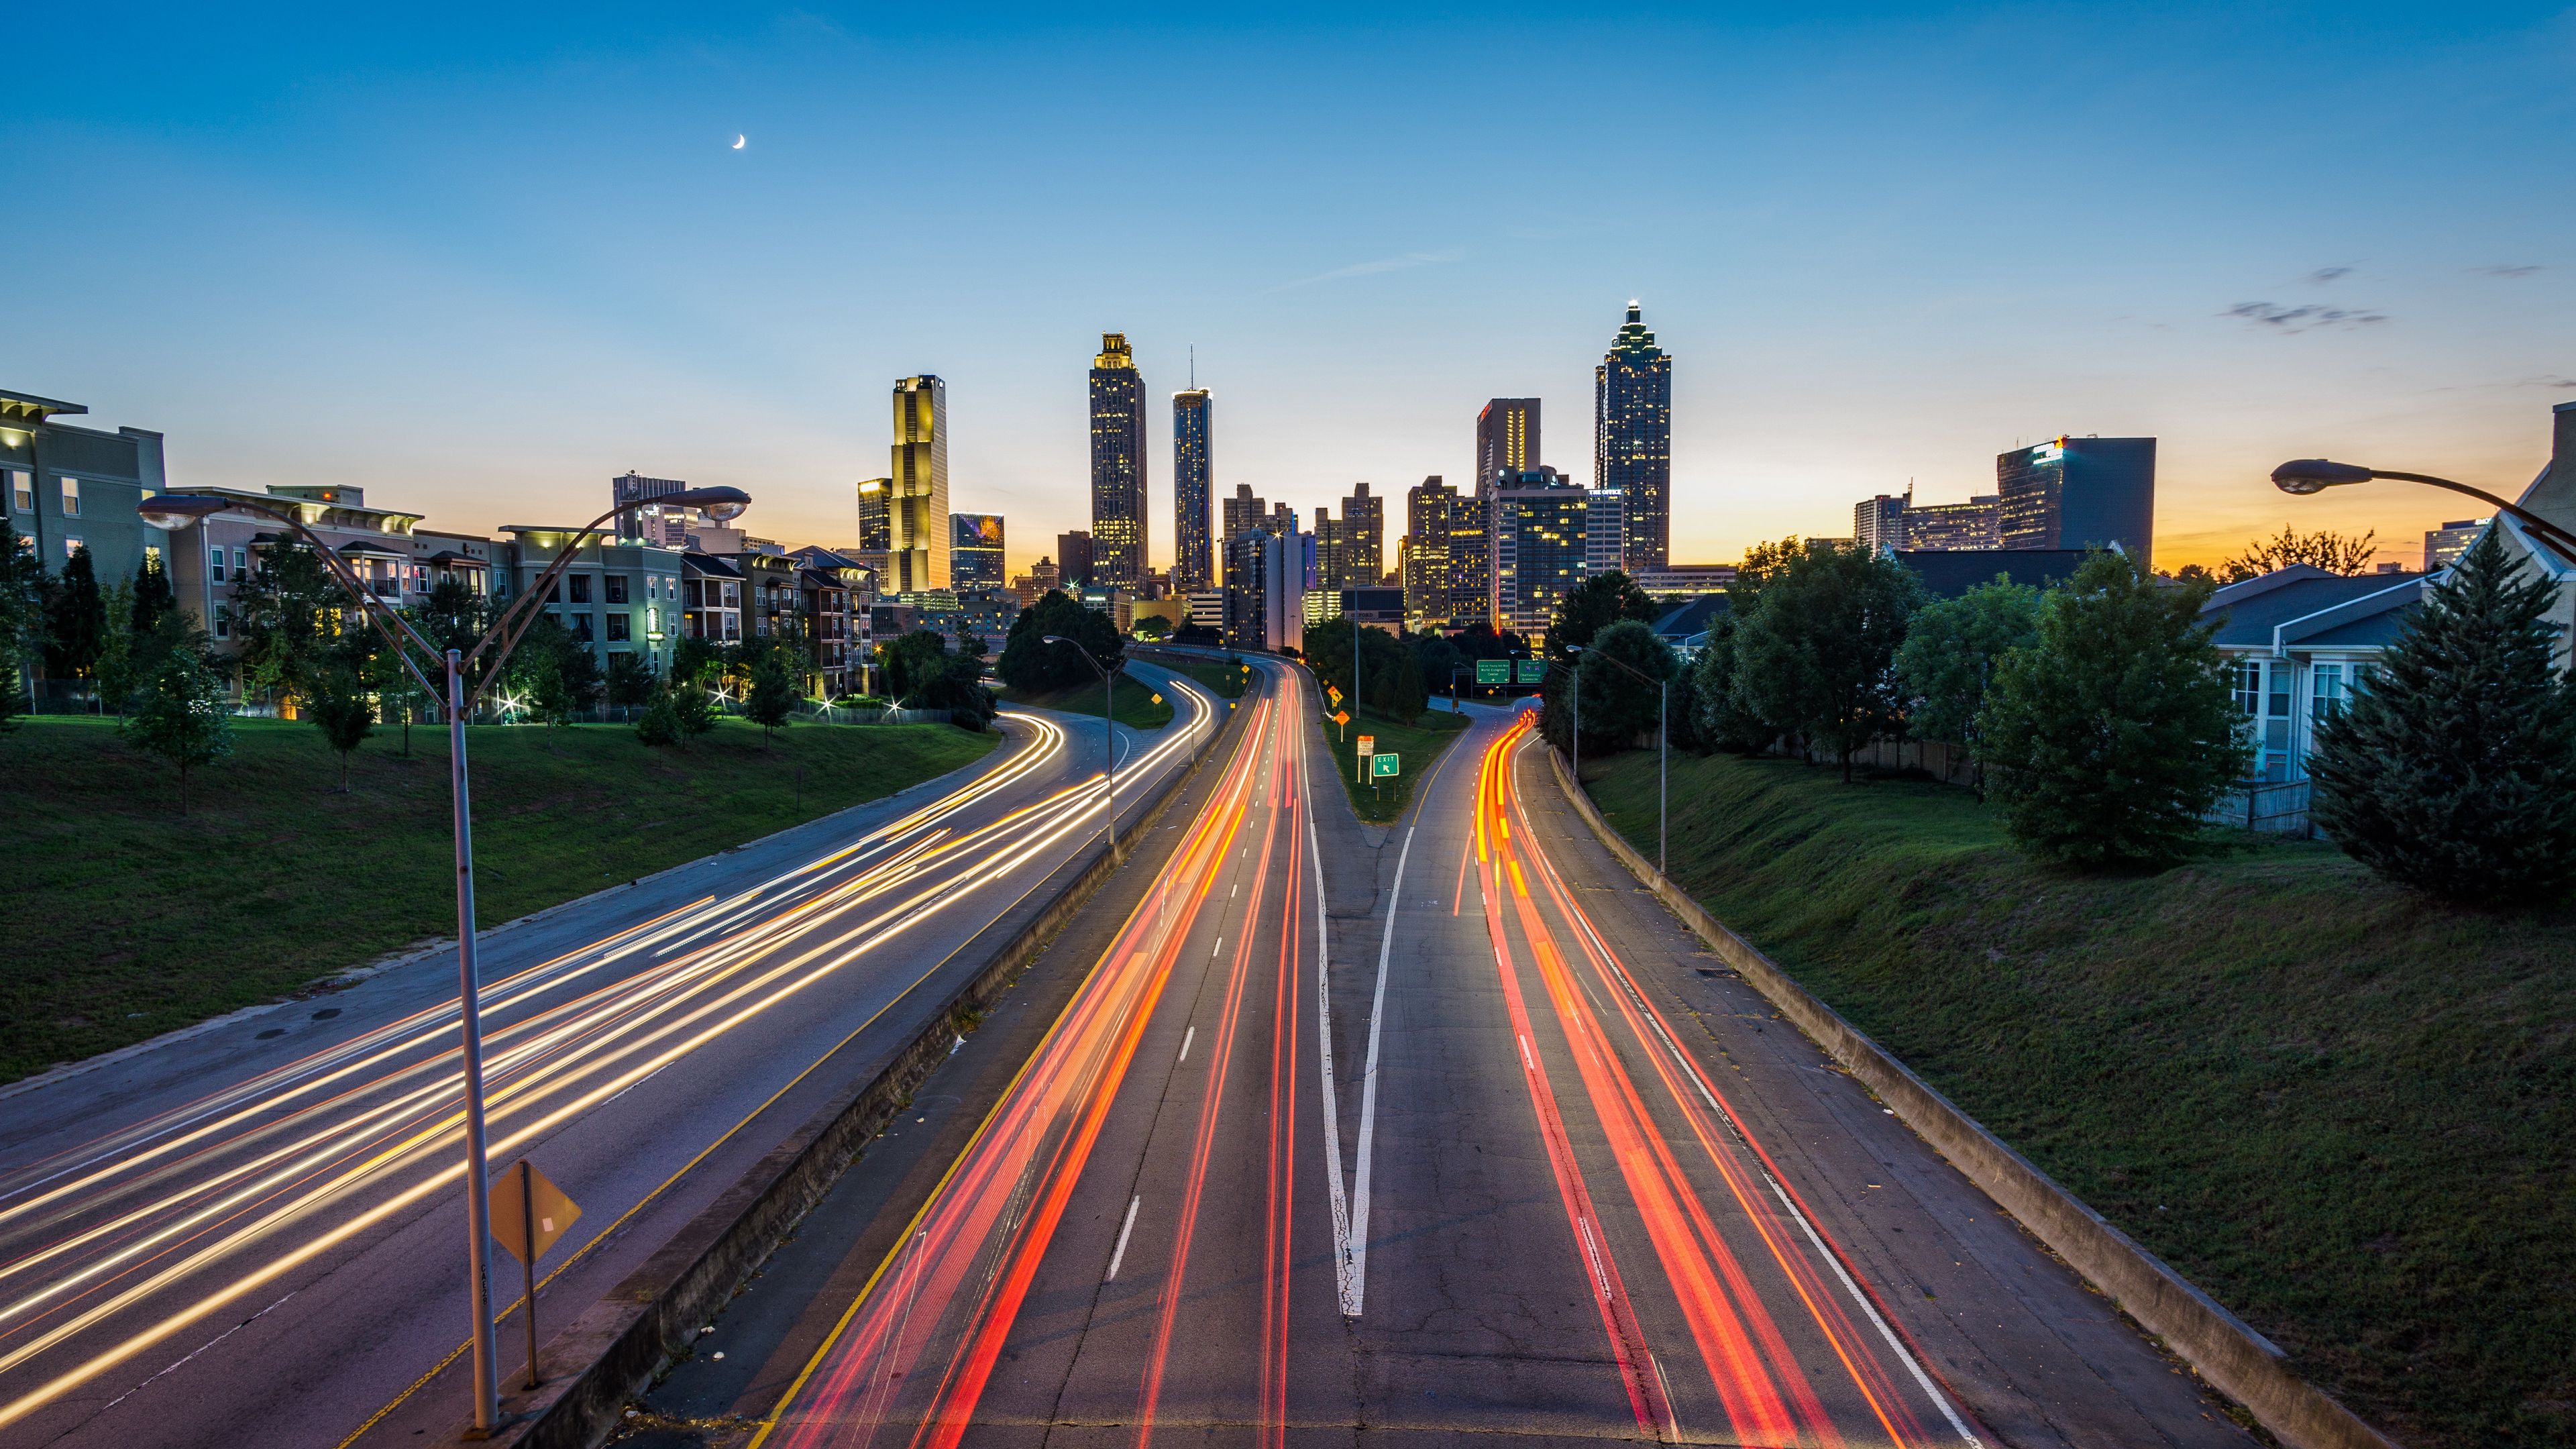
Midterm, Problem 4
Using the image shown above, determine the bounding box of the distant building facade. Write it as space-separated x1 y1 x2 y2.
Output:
1173 387 1214 594
855 477 893 553
1404 476 1458 626
888 376 950 591
1997 435 2155 569
950 513 1004 589
1629 564 1737 598
1855 494 1906 555
1057 529 1094 587
2424 519 2487 572
1587 488 1625 578
2 389 169 592
1223 527 1305 653
1595 304 1672 570
498 524 686 678
1489 468 1588 639
612 472 696 548
1089 333 1147 588
1476 398 1541 488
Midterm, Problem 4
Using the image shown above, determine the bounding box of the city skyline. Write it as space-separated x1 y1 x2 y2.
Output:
10 6 2571 576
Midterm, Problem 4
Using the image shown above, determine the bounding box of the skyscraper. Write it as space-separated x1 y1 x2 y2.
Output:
1343 482 1384 585
1476 399 1542 490
1491 468 1589 639
1595 303 1672 571
1313 506 1347 589
1058 529 1095 587
1173 388 1214 594
855 478 892 551
612 472 692 547
1855 494 1906 555
1586 488 1625 578
1405 476 1456 626
1996 435 2156 569
889 376 949 592
1448 493 1491 627
1089 333 1147 588
951 513 1005 588
1222 484 1267 541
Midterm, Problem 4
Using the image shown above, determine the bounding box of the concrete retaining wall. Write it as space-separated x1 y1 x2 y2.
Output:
480 696 1250 1449
1543 746 2400 1449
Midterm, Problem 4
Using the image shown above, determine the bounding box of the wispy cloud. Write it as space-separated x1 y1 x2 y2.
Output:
2472 263 2544 278
2225 301 2389 331
1269 250 1461 292
2307 266 2354 284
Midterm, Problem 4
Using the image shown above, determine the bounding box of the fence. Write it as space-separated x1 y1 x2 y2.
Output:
2202 778 2315 837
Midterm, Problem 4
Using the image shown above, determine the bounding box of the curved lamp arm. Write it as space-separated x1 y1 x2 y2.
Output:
217 498 446 700
2368 472 2576 560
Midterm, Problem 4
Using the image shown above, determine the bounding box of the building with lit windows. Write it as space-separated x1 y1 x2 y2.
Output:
2 388 168 591
1489 468 1588 639
498 524 686 678
1586 488 1625 578
1996 435 2155 568
1448 492 1491 627
1224 527 1304 653
163 484 437 657
1404 476 1457 625
1856 494 1906 555
950 513 1005 589
1595 304 1672 570
888 378 950 591
855 477 892 555
1475 398 1540 489
1173 388 1214 593
2423 519 2487 572
1089 333 1147 588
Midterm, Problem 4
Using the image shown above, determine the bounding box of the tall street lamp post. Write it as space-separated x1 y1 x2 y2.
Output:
1042 635 1119 862
1569 643 1669 875
140 484 749 1434
2271 459 2576 558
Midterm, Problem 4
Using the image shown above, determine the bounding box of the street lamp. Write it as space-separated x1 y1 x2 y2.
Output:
1569 643 1670 876
1042 635 1119 861
141 482 749 1434
2270 459 2576 558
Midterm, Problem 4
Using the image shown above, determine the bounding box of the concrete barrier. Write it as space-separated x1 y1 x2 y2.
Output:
474 692 1252 1449
1543 746 2400 1449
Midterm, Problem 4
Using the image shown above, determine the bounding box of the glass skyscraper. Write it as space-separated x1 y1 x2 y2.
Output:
888 377 949 592
1172 387 1213 594
1089 333 1148 589
1996 435 2156 570
950 513 1005 589
1476 398 1540 490
1594 304 1672 572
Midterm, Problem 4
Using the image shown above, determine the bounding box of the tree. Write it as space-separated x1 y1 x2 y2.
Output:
668 633 725 694
506 614 600 737
228 543 342 707
2171 563 2217 587
1688 612 1769 753
92 580 140 720
2308 531 2576 902
0 533 41 730
1408 629 1464 705
1132 613 1173 640
123 641 233 815
306 657 377 792
2222 525 2378 582
998 590 1123 694
1978 553 2250 868
1544 619 1676 757
745 654 798 745
1894 577 2045 782
131 553 177 639
604 651 658 708
1306 622 1427 723
635 688 687 749
1545 570 1658 663
43 545 105 683
1731 541 1925 780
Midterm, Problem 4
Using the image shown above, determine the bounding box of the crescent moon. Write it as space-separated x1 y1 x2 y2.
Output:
732 135 746 150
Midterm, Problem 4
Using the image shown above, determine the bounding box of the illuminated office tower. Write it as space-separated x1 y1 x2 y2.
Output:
1476 398 1541 490
855 478 892 551
1222 484 1266 541
1448 492 1491 626
1343 481 1383 584
1490 467 1587 639
951 513 1005 588
1586 488 1624 578
1405 476 1456 625
1089 333 1148 588
888 376 949 591
1173 388 1214 593
1594 303 1672 570
1996 435 2156 570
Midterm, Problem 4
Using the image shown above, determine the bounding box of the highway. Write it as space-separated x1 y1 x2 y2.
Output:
688 681 2255 1448
0 662 1216 1449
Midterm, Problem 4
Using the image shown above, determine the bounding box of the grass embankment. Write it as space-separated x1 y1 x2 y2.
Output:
1169 659 1249 700
0 715 997 1083
1001 673 1173 730
1316 702 1470 823
1582 749 2574 1449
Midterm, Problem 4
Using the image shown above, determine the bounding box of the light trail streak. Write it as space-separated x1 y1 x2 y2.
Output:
0 684 1221 1437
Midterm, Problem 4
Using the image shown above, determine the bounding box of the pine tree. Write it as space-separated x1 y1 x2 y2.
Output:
2308 530 2576 902
0 533 40 730
92 580 140 719
132 553 177 639
1978 552 2249 867
44 545 105 683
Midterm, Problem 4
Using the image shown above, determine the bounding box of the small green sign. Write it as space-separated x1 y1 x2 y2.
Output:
1474 659 1510 685
1515 658 1547 684
1370 752 1400 778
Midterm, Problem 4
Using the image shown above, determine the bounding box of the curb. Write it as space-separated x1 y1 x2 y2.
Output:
469 686 1250 1449
1542 745 2400 1449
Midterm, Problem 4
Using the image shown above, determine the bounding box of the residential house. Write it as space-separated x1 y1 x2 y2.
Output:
496 525 686 680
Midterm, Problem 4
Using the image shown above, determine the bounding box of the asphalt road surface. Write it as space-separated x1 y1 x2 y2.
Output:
638 683 2257 1448
0 663 1216 1449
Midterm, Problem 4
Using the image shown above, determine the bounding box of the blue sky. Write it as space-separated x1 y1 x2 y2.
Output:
10 3 2573 570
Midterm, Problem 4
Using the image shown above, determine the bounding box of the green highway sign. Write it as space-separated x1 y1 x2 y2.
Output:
1474 659 1509 685
1370 752 1400 778
1516 658 1547 684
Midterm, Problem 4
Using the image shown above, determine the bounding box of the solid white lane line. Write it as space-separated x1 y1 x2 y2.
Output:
1106 1195 1142 1281
1303 718 1358 1318
1177 1026 1195 1065
1343 816 1417 1319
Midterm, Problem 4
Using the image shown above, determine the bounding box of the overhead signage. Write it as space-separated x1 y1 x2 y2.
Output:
1474 659 1509 685
1515 659 1547 684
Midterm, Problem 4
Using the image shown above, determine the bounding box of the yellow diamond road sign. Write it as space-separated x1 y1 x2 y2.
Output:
1331 710 1350 726
490 1160 581 1265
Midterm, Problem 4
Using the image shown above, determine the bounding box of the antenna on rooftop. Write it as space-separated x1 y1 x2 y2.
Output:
1190 345 1195 390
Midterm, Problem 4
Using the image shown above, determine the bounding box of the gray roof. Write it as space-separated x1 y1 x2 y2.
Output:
1895 549 2095 598
1650 595 1727 639
2202 566 2424 653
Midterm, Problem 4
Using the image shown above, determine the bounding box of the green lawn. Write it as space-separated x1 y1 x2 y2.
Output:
1581 749 2575 1449
1170 659 1250 700
1316 701 1471 823
0 714 997 1083
1001 673 1174 730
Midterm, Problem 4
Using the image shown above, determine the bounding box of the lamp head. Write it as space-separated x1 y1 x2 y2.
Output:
663 485 751 522
2271 460 2375 496
136 493 229 531
1041 635 1069 645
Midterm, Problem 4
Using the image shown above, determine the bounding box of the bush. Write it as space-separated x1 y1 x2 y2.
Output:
2308 529 2576 903
635 690 686 749
1978 552 2248 867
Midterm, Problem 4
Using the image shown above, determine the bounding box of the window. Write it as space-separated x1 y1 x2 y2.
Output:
569 574 592 604
606 612 631 642
605 576 629 604
233 547 247 577
722 582 740 608
2266 663 2292 719
209 547 227 584
8 472 30 513
2314 663 2348 721
572 612 595 641
64 537 85 561
213 604 231 639
2233 660 2261 716
59 478 80 517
